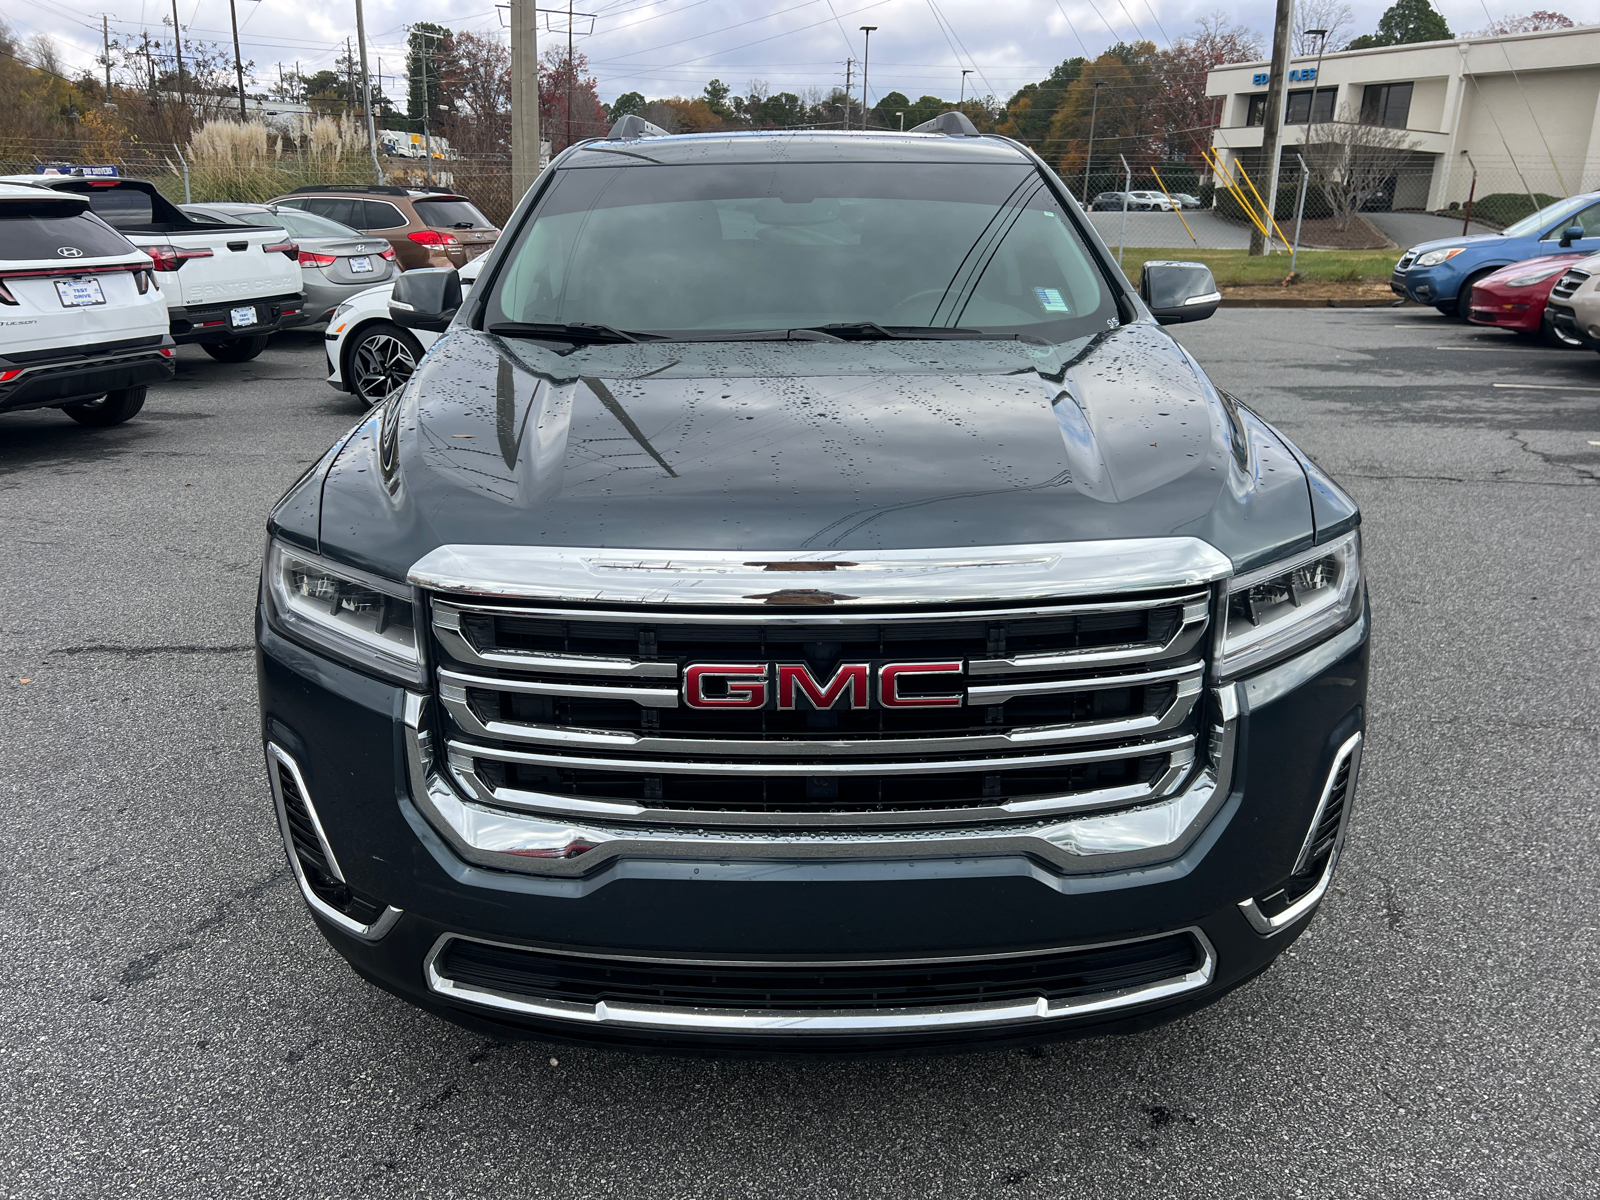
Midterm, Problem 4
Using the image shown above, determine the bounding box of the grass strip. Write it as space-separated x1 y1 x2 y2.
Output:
1115 248 1402 286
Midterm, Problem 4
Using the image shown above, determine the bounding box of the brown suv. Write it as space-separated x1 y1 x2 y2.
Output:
267 185 499 271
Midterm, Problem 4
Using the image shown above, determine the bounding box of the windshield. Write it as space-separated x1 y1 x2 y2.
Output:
1502 194 1592 238
483 162 1119 341
241 209 361 238
413 197 492 228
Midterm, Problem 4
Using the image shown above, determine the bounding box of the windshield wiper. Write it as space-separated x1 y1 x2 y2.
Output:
799 322 1019 341
488 321 658 345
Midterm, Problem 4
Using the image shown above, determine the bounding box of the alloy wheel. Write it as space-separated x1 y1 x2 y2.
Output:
352 333 418 405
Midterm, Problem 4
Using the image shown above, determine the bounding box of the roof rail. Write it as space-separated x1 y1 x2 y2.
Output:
908 111 981 137
607 113 670 141
284 183 411 196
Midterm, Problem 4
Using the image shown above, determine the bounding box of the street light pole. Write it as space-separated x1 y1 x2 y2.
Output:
959 68 973 104
859 26 876 130
1082 80 1103 203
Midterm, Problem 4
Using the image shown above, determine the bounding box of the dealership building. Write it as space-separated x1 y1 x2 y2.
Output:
1206 24 1600 211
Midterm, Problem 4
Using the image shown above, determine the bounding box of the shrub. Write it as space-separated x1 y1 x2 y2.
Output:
1463 191 1560 230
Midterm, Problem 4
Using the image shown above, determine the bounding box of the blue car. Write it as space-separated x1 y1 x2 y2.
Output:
1391 192 1600 316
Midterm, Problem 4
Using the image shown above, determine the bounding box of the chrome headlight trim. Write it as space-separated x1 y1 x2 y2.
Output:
263 538 424 685
1218 532 1361 679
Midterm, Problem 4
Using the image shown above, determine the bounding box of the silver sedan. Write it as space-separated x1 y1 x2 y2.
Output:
181 203 396 325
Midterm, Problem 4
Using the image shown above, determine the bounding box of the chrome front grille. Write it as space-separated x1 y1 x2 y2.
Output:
426 588 1214 829
1395 252 1416 271
1550 269 1589 301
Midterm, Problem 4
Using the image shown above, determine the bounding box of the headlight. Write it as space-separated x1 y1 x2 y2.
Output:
332 300 357 322
1504 264 1568 287
1219 532 1362 677
263 540 423 684
1415 247 1465 268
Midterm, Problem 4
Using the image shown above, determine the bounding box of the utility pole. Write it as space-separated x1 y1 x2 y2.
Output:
142 32 156 106
347 37 356 118
1251 0 1294 255
510 0 540 202
229 0 246 120
1082 80 1103 203
355 0 383 184
566 0 576 149
171 0 185 108
859 26 876 130
843 58 853 130
960 68 973 103
101 15 115 107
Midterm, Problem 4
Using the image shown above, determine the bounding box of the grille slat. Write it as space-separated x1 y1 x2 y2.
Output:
1551 269 1588 301
428 588 1211 827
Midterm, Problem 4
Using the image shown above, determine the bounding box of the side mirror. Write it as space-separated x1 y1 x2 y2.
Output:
1559 225 1585 248
1140 261 1221 325
390 267 461 332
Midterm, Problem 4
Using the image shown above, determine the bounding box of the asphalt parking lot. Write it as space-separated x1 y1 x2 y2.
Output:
3 311 1598 1199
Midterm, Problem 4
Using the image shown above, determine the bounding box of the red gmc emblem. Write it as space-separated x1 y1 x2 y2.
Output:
683 662 964 710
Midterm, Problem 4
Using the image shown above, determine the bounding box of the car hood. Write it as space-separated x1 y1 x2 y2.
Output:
1479 253 1587 285
1405 232 1511 258
309 322 1318 582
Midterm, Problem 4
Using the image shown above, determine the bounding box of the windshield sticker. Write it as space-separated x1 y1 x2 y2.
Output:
1035 287 1070 313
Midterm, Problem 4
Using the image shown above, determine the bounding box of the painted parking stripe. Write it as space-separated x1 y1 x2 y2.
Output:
1493 383 1600 392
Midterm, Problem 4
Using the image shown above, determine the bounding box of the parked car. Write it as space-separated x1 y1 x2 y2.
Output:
267 185 499 271
1543 255 1600 350
2 173 303 361
182 203 396 326
258 113 1369 1054
323 255 486 405
1391 191 1600 318
1170 193 1204 210
1465 252 1590 345
0 182 174 425
1089 191 1129 211
1127 190 1176 211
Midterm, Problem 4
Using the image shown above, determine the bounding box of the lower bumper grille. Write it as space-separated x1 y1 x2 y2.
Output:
426 930 1215 1033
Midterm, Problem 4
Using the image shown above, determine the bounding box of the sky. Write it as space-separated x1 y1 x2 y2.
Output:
7 0 1594 108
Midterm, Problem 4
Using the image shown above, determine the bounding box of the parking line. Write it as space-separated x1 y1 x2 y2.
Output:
1434 346 1535 351
1493 383 1600 392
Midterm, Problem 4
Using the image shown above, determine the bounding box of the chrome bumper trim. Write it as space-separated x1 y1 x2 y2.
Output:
432 603 679 677
401 689 1237 876
965 596 1210 675
1238 731 1363 936
422 928 1217 1034
407 540 1235 606
266 743 402 942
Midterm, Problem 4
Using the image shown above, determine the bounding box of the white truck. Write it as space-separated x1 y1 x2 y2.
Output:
0 182 174 426
3 174 305 363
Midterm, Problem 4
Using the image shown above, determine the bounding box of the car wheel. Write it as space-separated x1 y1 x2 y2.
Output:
202 334 270 362
346 321 424 407
1450 272 1497 321
1434 301 1458 317
63 386 146 427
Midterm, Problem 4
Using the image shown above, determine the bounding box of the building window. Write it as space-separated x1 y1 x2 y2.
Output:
1246 94 1268 126
1285 87 1337 125
1360 82 1413 129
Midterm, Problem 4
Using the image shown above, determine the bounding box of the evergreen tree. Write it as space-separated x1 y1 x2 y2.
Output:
1347 0 1452 48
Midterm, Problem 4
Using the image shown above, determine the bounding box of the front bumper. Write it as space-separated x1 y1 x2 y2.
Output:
1391 264 1464 306
169 291 304 343
1545 302 1600 349
257 611 1370 1053
0 343 175 414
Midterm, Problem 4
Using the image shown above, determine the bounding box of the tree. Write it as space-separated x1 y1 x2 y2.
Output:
1149 17 1261 160
703 78 732 119
435 30 509 155
608 91 645 120
1302 105 1421 228
1047 46 1160 180
539 48 607 152
1294 0 1355 53
994 57 1084 145
407 22 450 122
1466 10 1573 35
1347 0 1452 49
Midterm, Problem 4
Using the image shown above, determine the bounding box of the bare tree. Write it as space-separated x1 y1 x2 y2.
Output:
1302 106 1420 229
1294 0 1355 52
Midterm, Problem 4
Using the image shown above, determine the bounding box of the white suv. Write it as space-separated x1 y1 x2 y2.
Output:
3 173 304 363
0 183 174 426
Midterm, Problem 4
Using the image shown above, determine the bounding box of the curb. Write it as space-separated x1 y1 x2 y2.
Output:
1218 297 1421 309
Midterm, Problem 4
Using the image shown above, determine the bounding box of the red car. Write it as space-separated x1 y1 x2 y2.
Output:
1467 253 1589 346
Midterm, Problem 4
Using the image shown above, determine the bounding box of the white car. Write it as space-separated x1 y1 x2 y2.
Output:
325 255 485 406
2 172 304 363
0 182 174 426
1126 190 1176 212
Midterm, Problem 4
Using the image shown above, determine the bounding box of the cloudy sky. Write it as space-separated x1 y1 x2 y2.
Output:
7 0 1582 107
